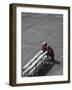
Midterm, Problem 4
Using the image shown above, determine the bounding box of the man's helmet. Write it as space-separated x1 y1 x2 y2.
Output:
42 42 47 46
42 42 47 52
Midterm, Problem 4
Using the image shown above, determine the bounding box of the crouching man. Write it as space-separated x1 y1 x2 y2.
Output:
42 42 47 52
47 45 54 62
41 42 54 62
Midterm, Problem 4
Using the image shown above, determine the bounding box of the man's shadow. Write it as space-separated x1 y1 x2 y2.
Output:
34 59 60 76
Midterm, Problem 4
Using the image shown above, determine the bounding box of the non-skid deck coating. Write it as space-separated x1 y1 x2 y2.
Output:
21 13 63 76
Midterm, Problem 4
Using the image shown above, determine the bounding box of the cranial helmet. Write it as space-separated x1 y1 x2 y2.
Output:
42 42 47 46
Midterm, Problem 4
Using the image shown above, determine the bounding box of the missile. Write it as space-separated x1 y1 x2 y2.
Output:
28 51 47 71
28 55 47 76
28 67 36 76
22 50 43 71
23 51 47 76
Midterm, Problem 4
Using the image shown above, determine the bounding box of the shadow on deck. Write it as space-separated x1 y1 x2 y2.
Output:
34 59 60 76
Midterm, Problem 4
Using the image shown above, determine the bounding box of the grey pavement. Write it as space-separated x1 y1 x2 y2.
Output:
21 13 63 76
